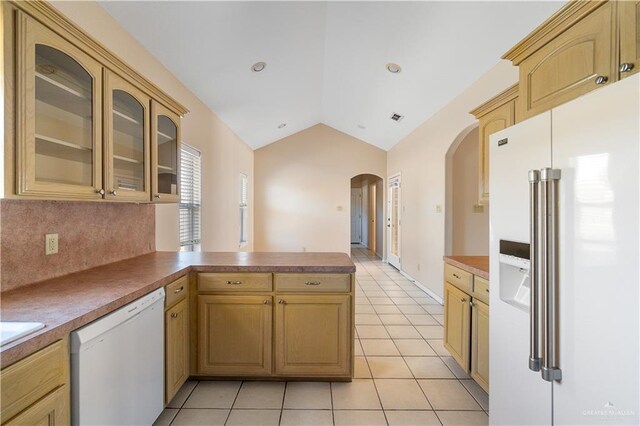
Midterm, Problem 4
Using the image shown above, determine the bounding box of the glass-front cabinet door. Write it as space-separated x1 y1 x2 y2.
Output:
103 70 151 202
151 101 180 203
16 13 103 199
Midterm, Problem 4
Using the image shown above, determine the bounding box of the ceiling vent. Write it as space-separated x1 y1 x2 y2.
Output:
390 113 404 122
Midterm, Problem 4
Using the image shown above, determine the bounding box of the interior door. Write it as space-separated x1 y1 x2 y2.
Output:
387 175 401 269
350 188 362 243
552 74 639 425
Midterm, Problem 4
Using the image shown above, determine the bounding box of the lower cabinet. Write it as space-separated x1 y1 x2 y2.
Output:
4 385 68 426
444 282 471 370
443 264 489 392
197 295 273 376
471 299 490 391
275 295 350 377
165 298 190 402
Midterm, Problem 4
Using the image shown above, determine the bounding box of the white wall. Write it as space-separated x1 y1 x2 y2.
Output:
50 1 254 252
387 61 518 299
254 124 386 254
451 127 489 254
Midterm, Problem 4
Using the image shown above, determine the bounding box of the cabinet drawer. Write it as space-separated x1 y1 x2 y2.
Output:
444 264 472 293
198 273 272 292
165 275 189 308
472 276 490 304
275 273 351 293
1 339 68 422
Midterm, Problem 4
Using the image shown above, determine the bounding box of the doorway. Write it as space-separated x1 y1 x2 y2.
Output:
350 174 384 258
387 174 401 269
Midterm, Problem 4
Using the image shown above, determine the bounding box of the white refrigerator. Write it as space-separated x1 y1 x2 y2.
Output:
489 73 639 425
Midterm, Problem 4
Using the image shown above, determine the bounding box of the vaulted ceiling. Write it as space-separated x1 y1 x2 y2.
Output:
99 1 563 150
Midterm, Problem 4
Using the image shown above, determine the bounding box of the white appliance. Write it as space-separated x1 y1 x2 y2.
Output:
70 288 165 426
490 74 639 425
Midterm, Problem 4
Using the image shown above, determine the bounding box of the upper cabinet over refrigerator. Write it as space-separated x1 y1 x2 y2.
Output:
16 13 103 199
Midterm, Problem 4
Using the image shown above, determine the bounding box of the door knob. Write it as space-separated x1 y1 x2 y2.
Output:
594 75 608 85
619 63 634 73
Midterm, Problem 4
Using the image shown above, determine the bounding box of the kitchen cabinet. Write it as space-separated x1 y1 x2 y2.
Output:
502 1 637 120
197 294 273 376
195 272 354 379
619 0 640 79
444 281 471 370
15 13 103 199
165 276 190 403
443 263 489 391
275 294 350 377
471 299 489 392
104 70 151 202
470 85 518 205
4 1 188 202
151 101 181 203
0 338 69 425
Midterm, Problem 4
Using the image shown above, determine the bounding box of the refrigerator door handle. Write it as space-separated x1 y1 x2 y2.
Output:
540 168 562 382
528 170 541 372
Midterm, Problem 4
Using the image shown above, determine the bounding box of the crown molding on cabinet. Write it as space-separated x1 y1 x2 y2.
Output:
470 83 518 118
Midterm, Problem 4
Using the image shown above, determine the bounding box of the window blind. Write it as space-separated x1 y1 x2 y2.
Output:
180 144 201 249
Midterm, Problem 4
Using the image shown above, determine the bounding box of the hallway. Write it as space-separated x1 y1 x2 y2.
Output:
155 247 488 425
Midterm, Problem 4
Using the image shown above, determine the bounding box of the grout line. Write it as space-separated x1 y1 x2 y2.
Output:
223 381 243 425
278 382 287 425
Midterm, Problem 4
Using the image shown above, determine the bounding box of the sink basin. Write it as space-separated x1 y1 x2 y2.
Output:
0 322 45 346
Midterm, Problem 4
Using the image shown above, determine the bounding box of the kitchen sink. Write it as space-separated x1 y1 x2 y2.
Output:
0 322 45 346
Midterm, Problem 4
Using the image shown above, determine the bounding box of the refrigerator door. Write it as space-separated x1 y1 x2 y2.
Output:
489 111 552 425
552 74 639 424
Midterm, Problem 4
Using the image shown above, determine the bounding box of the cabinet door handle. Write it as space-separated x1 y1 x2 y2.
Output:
470 301 475 307
595 75 608 85
278 299 286 304
171 313 178 318
619 63 634 73
460 297 466 303
174 286 184 294
453 273 461 279
96 189 105 195
110 190 118 196
263 300 270 305
154 194 161 199
226 281 242 285
305 281 321 286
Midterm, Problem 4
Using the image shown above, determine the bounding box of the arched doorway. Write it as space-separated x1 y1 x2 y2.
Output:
350 174 384 258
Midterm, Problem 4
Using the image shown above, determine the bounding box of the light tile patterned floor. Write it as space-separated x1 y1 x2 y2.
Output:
154 246 489 426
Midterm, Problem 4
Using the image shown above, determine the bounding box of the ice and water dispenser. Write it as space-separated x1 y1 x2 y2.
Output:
499 240 531 312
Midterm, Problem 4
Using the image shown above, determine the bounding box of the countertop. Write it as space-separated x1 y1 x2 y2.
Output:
0 251 355 368
443 256 489 280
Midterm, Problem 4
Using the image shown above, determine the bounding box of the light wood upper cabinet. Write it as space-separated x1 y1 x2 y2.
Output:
197 295 273 376
619 0 640 79
165 298 189 403
275 295 351 377
151 101 180 203
444 282 471 371
103 70 151 202
15 12 103 199
470 84 517 205
471 299 489 392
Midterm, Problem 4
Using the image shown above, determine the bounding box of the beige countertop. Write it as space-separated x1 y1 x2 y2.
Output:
0 251 355 368
443 256 489 280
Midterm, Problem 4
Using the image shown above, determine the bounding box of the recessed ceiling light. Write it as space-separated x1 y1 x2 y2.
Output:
357 124 366 129
251 61 266 72
278 123 287 129
386 63 402 74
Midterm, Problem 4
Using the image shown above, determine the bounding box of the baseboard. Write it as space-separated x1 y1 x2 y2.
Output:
396 268 444 305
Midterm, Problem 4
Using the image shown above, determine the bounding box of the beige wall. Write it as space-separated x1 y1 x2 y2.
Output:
48 1 254 252
254 124 386 254
451 127 489 255
387 61 518 300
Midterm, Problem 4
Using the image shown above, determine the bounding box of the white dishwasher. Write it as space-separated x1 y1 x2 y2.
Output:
71 288 165 426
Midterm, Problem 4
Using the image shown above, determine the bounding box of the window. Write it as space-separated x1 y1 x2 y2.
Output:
240 173 249 245
179 144 201 251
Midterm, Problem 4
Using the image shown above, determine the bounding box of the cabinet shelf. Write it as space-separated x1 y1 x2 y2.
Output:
157 164 175 172
36 134 92 152
157 131 174 142
113 154 142 164
36 72 92 119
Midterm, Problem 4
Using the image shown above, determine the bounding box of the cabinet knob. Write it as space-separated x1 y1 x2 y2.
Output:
226 281 242 285
110 190 118 196
460 297 466 303
174 286 184 294
96 189 105 195
171 313 178 318
154 194 161 199
278 299 286 304
305 281 321 286
453 273 461 279
595 75 608 85
619 63 634 73
263 300 269 305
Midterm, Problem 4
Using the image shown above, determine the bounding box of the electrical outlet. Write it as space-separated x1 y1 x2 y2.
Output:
45 233 59 255
435 205 443 213
336 205 343 211
473 204 485 213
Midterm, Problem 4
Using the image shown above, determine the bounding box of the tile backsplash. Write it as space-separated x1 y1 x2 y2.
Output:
1 199 155 292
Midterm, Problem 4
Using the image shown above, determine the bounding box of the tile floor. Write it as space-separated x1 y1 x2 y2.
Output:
154 246 489 426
